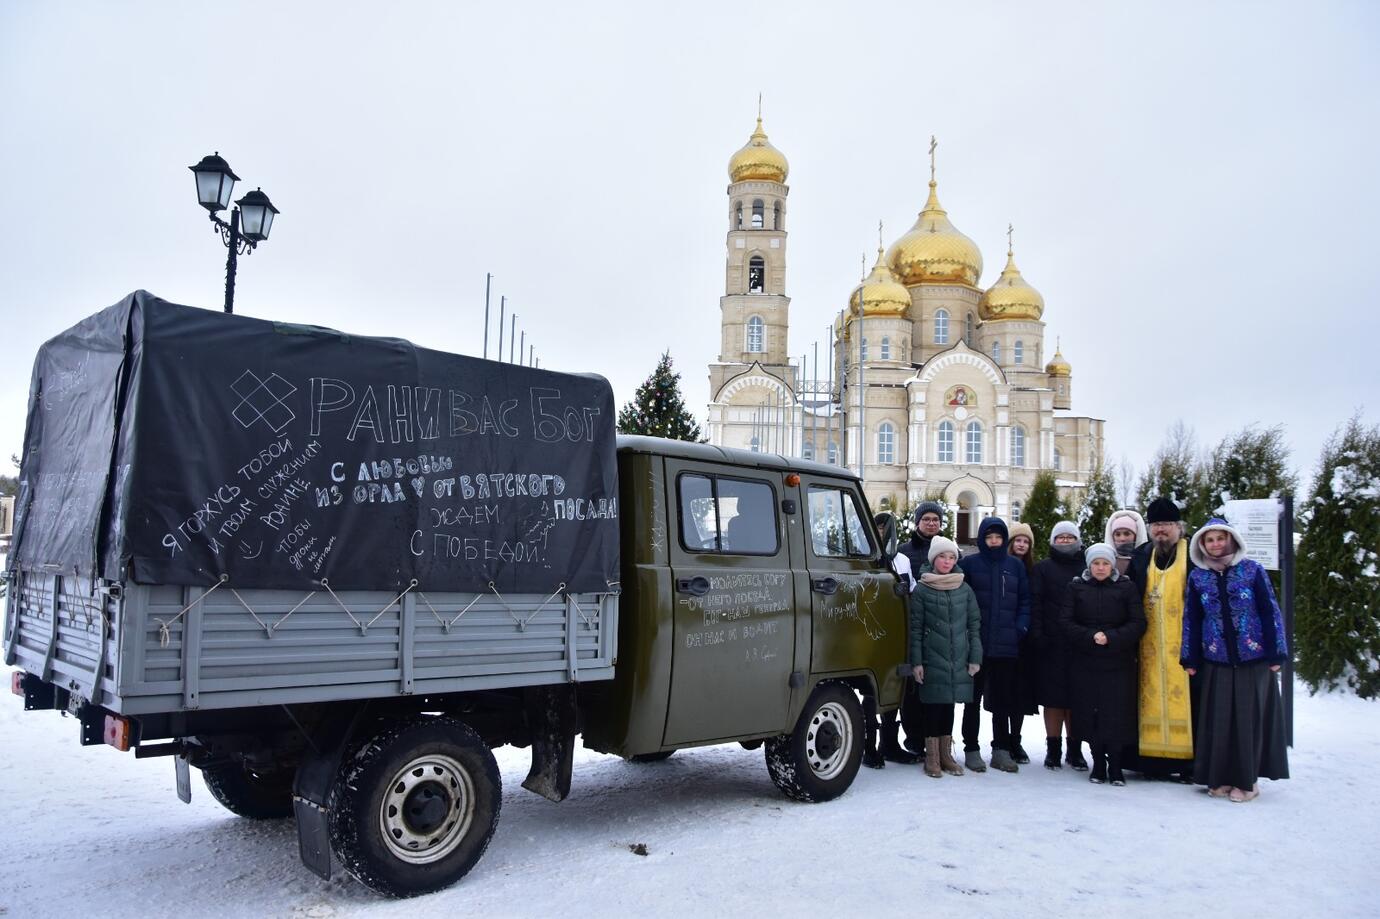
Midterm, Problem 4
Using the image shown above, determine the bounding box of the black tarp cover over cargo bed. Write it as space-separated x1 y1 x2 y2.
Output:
9 291 620 594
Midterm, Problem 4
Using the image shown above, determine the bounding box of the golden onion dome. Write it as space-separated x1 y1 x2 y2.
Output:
886 181 983 287
980 245 1045 322
849 247 911 316
1046 343 1072 377
728 117 789 184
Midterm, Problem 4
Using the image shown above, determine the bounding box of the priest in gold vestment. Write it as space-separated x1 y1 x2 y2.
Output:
1126 497 1199 778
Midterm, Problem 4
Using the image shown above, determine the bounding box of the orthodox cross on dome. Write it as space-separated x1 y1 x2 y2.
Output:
860 251 867 281
1007 222 1014 255
877 219 884 255
757 93 762 120
928 135 937 183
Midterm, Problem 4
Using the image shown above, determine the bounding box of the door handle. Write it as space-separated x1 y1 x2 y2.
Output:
676 576 710 597
811 577 840 596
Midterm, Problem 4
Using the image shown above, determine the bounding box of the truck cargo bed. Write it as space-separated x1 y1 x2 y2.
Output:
4 570 617 714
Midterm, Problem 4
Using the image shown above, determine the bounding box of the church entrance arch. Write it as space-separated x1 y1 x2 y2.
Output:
943 478 993 547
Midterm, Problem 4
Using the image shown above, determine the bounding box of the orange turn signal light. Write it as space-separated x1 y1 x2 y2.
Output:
103 714 133 752
785 473 801 487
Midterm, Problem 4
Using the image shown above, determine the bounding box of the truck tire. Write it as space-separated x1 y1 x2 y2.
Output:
326 717 501 898
626 751 675 764
764 682 864 803
202 763 295 819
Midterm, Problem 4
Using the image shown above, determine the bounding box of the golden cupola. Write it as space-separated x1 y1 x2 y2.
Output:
886 179 983 288
850 245 911 316
728 116 789 184
1046 342 1072 377
980 236 1045 322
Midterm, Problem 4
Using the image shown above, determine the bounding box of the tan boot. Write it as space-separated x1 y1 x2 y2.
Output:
939 737 965 776
923 737 943 778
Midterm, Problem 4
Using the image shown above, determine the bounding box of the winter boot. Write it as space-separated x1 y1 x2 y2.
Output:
1066 739 1089 772
1108 753 1126 787
964 747 988 773
880 714 920 765
1044 737 1063 770
939 737 965 776
1089 746 1107 784
1011 738 1031 765
990 746 1020 773
923 737 943 778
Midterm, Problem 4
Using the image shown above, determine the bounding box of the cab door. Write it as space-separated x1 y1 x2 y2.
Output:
663 461 795 745
799 476 906 706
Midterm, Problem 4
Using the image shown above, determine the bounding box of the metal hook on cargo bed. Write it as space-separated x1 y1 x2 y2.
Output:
489 581 565 632
154 574 228 648
418 590 482 634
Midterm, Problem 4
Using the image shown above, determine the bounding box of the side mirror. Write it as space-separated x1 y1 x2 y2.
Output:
874 512 898 561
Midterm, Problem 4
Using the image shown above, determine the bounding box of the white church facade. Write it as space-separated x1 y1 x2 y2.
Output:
705 117 1105 543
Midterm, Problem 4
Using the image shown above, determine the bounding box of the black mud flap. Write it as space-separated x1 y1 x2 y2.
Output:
291 705 371 881
521 685 578 803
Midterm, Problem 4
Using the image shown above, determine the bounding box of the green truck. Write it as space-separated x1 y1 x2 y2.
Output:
5 293 907 897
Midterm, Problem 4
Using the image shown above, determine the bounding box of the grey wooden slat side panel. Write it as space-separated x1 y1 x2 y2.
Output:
9 571 618 713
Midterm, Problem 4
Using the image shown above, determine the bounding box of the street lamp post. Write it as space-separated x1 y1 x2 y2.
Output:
188 153 280 314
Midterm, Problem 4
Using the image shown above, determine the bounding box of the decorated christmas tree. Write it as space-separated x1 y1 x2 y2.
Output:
617 352 705 442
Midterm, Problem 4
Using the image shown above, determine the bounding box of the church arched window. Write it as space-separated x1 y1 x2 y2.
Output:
859 337 869 361
1011 500 1023 523
802 440 814 460
746 315 765 353
752 199 764 229
748 256 765 293
1010 425 1026 468
877 422 896 465
1053 447 1063 471
735 201 743 230
936 421 955 463
934 309 949 345
991 340 1002 363
773 201 782 230
966 312 975 345
1014 340 1024 364
827 441 839 465
965 421 984 464
880 336 891 360
749 436 761 453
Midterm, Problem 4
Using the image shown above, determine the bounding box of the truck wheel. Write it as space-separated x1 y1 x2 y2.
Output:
626 751 675 763
327 717 501 898
764 683 864 803
202 763 295 819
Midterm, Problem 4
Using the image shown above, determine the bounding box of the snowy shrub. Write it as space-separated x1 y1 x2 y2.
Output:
1297 417 1380 699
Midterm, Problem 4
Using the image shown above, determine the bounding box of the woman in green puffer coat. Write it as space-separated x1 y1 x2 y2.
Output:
910 536 984 778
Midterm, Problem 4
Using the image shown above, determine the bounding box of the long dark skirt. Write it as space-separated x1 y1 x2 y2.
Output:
1014 635 1041 715
1194 663 1289 789
1034 638 1074 709
1070 662 1138 746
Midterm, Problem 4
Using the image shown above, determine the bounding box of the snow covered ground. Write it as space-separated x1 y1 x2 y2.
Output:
1 681 1374 919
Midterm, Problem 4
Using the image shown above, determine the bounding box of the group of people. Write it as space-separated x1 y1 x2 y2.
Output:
875 498 1290 802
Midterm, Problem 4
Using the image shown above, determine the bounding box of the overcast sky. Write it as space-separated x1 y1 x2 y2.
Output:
2 1 1376 493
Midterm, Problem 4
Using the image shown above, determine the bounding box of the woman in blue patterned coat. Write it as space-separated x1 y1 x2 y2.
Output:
1181 518 1290 802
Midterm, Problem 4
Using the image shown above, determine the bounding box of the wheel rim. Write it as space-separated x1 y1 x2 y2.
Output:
804 700 853 780
379 754 476 864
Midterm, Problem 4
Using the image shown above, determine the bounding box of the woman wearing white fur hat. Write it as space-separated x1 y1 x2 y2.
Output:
1182 517 1290 802
1059 542 1146 785
1104 509 1148 578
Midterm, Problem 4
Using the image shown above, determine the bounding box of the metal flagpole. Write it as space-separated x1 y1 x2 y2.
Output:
812 341 819 461
858 288 866 479
520 330 526 366
529 344 535 368
509 314 517 363
483 273 492 359
826 322 835 464
498 296 506 363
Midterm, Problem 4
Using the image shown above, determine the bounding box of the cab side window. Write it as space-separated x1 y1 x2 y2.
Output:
678 473 779 555
807 485 874 558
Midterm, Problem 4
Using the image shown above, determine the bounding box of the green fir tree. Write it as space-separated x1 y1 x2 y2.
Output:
1204 424 1298 511
1135 421 1212 526
1022 470 1067 561
1296 416 1380 699
1077 460 1120 550
617 352 705 442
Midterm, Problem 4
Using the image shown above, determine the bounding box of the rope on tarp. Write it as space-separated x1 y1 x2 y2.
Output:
418 590 483 634
319 578 417 635
154 575 227 648
489 581 565 632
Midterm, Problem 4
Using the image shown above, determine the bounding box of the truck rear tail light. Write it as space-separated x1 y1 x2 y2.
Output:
104 714 133 752
10 672 23 696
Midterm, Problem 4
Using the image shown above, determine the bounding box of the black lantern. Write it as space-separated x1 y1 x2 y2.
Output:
236 188 279 242
188 152 239 213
